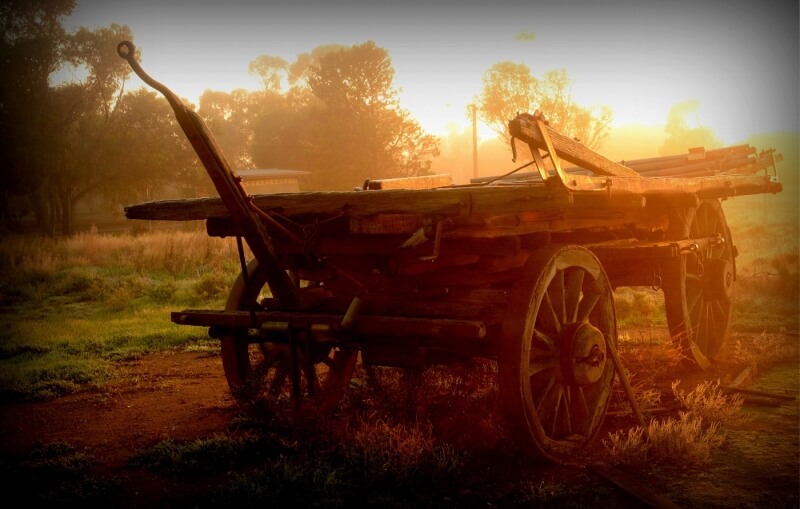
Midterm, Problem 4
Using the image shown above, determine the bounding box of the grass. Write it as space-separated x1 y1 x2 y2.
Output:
603 380 744 467
0 228 243 400
0 187 796 505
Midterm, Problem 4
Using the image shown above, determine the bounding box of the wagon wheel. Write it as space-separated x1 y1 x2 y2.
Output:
662 199 735 369
498 245 616 463
220 259 357 413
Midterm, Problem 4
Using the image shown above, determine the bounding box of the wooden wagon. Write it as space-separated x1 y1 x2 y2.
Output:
117 41 783 463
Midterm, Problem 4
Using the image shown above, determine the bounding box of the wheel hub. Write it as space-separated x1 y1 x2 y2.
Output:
560 323 607 386
702 258 734 301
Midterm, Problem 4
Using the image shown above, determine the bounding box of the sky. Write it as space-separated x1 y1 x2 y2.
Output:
61 0 799 145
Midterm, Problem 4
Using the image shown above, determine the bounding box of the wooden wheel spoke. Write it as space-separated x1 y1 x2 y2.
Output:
687 287 703 316
550 385 565 438
528 356 558 377
536 376 556 413
564 269 584 323
539 292 562 334
711 299 728 321
576 289 600 323
532 328 556 350
695 302 709 353
549 270 566 325
573 386 591 420
562 386 573 436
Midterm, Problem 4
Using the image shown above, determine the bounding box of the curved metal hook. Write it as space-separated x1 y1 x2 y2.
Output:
117 40 186 112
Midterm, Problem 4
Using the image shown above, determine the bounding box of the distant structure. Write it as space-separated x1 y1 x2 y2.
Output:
236 169 310 194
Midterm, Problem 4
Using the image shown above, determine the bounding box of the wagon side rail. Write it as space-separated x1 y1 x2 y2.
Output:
117 41 298 307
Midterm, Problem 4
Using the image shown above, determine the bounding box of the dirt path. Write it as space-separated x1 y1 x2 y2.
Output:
1 343 797 508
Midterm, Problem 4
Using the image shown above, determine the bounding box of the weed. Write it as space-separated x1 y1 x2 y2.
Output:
604 379 745 467
728 331 800 368
342 416 464 485
194 270 230 300
604 412 726 466
130 433 279 474
672 380 746 424
517 479 567 505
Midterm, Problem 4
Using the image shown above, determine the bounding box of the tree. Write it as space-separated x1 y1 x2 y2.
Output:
659 100 722 156
104 88 199 204
199 89 262 170
0 0 75 231
248 54 288 93
301 41 439 190
477 63 612 150
45 22 134 234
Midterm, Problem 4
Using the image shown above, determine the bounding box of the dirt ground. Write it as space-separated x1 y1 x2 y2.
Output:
1 332 797 508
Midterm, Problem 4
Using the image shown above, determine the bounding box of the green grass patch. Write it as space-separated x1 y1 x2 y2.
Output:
0 230 238 400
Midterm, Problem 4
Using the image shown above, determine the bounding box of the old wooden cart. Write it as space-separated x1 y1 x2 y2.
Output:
117 41 783 462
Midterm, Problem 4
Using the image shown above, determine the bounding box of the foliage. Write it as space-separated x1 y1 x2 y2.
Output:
1 3 439 232
247 41 440 190
477 63 613 149
0 3 202 235
659 100 723 155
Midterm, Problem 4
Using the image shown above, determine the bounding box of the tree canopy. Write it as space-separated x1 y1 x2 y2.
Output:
477 62 613 150
0 2 196 234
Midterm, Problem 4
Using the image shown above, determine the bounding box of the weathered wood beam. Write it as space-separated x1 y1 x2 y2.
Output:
171 309 487 339
367 174 453 190
125 185 567 221
508 114 640 178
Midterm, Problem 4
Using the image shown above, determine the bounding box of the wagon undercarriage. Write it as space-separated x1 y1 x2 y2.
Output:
117 41 783 463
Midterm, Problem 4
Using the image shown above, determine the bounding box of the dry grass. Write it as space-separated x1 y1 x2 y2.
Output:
672 380 746 424
604 412 726 467
603 378 745 466
726 331 800 369
0 229 240 281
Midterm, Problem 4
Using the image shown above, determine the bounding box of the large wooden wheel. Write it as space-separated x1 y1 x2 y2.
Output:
220 260 357 413
499 245 616 463
663 199 735 368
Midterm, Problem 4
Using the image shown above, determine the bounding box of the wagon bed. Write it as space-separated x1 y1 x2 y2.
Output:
117 40 783 463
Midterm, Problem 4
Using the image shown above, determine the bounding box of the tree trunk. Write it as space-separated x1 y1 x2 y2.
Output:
59 189 73 236
31 190 53 236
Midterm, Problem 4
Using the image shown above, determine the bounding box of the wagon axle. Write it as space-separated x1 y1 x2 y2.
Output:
561 322 607 387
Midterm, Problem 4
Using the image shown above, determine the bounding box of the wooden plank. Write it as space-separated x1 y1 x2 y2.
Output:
125 185 565 221
720 386 796 401
570 173 782 199
171 309 487 339
625 144 755 173
125 170 780 224
509 114 641 178
367 174 453 190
